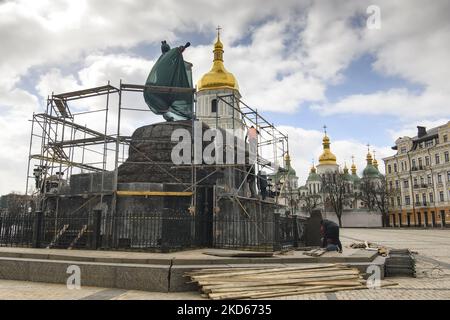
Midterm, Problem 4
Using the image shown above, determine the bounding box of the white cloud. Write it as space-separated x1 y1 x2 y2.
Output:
311 88 450 119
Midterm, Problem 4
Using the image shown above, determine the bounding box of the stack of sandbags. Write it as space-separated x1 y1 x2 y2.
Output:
185 264 397 300
385 249 416 277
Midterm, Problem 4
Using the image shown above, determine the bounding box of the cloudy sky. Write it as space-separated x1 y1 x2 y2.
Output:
1 0 449 195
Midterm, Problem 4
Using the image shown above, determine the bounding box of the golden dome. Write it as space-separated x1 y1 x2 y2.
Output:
343 163 349 174
351 163 357 175
284 153 291 163
373 158 378 169
311 165 317 173
366 152 373 165
319 134 337 165
197 30 239 92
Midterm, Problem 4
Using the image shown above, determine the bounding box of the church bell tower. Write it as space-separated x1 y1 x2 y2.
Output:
196 28 245 138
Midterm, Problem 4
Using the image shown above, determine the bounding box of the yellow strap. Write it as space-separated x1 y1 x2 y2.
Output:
116 191 192 197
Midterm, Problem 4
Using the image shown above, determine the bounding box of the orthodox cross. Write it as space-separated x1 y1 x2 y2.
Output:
216 25 222 37
323 125 327 135
351 155 355 164
367 143 371 153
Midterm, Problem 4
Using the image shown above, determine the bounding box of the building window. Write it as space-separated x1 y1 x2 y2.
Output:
428 175 432 185
439 191 444 202
422 193 427 205
415 194 420 205
418 158 423 169
448 171 450 182
438 174 442 183
394 163 398 172
413 177 418 186
425 156 430 166
405 196 411 206
401 147 407 154
388 165 392 174
397 197 401 206
211 99 218 113
429 193 434 203
389 181 393 189
412 159 416 169
403 180 409 188
420 176 425 186
395 180 399 189
445 151 449 163
444 134 448 142
435 154 440 165
425 140 433 148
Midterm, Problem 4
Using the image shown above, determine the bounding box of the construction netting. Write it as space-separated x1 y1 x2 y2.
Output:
143 42 194 121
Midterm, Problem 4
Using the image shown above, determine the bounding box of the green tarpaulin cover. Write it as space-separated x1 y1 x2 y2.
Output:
143 42 193 121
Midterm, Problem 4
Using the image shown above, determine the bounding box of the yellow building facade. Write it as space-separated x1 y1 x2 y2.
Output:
383 122 450 227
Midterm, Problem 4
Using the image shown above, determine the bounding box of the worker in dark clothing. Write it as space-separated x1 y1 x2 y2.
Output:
257 171 268 200
320 219 343 253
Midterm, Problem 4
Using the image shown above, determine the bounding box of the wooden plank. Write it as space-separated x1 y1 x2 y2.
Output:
199 275 360 288
188 265 344 279
191 270 360 282
209 285 333 300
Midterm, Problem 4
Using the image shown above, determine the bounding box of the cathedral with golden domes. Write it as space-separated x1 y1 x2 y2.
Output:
297 129 384 218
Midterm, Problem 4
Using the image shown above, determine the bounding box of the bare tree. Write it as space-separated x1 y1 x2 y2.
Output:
299 192 322 215
0 192 32 215
360 175 398 227
321 173 353 227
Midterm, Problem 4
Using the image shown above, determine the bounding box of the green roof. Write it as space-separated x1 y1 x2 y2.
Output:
363 164 379 178
307 172 321 182
351 173 361 184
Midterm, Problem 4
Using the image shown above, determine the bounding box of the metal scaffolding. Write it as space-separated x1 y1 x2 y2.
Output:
25 81 295 216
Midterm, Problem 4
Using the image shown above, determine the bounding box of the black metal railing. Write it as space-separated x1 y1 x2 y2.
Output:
0 212 34 247
0 209 306 252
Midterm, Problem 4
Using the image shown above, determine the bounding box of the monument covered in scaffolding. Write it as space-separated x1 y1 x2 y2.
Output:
17 30 304 252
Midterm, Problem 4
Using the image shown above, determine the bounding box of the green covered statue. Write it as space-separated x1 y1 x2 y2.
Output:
143 41 194 121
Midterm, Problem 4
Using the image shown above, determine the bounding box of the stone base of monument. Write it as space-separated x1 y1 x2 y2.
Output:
0 247 384 293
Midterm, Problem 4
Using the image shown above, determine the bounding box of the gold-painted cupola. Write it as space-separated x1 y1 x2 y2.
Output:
197 29 239 92
318 134 337 165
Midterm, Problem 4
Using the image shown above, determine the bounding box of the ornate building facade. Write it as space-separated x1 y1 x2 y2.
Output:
383 122 450 227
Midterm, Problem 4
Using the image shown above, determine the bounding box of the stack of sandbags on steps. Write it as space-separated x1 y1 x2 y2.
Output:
185 264 397 300
385 249 416 277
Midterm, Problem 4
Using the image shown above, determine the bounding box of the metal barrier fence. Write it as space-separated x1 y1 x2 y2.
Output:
0 210 306 252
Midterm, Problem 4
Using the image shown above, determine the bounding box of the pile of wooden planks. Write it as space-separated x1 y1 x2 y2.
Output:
185 264 396 300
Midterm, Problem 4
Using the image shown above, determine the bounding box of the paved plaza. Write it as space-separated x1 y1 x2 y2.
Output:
0 228 449 300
